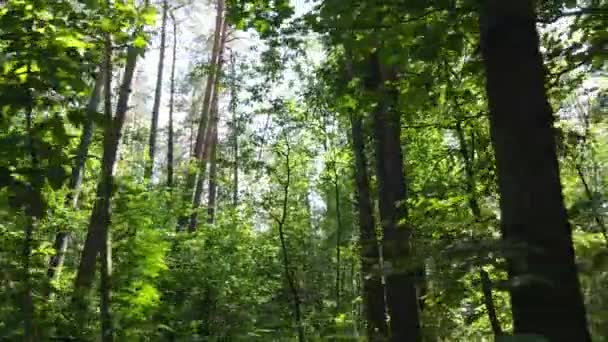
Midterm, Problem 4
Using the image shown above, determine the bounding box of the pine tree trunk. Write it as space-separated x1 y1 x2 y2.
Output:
75 45 138 290
188 20 228 231
349 110 388 340
146 0 168 180
179 0 224 231
167 11 177 188
479 1 591 340
47 69 104 283
206 102 219 224
368 53 420 341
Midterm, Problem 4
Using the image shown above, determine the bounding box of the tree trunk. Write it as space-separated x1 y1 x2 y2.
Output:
188 19 228 231
167 11 177 188
479 1 591 340
145 0 168 180
368 53 420 341
75 45 138 290
229 53 239 207
275 140 306 342
454 121 503 337
185 0 224 187
349 110 388 340
47 69 104 283
206 101 219 224
99 224 113 342
179 0 224 231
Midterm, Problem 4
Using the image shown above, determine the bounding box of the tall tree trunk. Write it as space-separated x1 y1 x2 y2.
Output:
100 223 113 342
229 53 239 207
99 34 115 340
179 0 224 231
274 140 306 342
75 44 138 290
188 19 228 231
206 101 219 224
47 69 104 283
167 11 177 188
479 1 591 341
368 53 420 341
454 121 503 337
349 110 388 340
146 0 168 180
332 157 343 312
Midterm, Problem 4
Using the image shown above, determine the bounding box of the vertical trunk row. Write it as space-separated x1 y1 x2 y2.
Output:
188 18 228 231
479 1 590 341
146 0 168 180
349 109 388 340
75 44 138 290
167 11 177 188
186 0 224 187
180 0 225 231
368 53 420 341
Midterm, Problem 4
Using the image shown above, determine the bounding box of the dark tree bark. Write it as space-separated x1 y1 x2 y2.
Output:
273 138 305 342
368 53 420 341
349 110 388 340
167 11 177 188
479 1 591 341
75 44 138 290
146 0 168 180
206 101 219 224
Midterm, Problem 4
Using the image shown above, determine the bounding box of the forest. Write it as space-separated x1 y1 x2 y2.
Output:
0 0 606 341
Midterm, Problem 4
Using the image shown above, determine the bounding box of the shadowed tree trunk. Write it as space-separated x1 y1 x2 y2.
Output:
75 43 138 290
206 100 219 224
146 0 168 180
349 109 388 340
367 52 420 341
479 1 591 341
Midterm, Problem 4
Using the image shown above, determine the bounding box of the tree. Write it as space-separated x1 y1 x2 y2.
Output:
146 0 168 180
479 1 591 340
366 52 421 341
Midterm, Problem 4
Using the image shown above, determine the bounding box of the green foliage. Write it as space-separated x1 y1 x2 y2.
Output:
0 0 607 340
